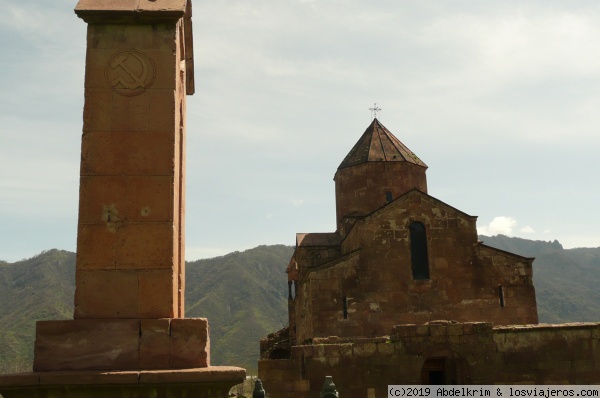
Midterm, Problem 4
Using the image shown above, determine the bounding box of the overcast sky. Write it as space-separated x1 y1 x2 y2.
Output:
1 0 599 262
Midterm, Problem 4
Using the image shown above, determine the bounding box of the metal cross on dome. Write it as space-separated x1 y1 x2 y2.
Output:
369 103 381 120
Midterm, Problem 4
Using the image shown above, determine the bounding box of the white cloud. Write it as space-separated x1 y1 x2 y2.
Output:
478 216 517 236
520 226 535 234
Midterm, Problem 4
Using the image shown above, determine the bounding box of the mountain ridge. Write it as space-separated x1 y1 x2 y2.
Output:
1 236 600 374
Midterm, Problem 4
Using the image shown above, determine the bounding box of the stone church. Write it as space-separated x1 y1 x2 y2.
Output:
259 118 600 397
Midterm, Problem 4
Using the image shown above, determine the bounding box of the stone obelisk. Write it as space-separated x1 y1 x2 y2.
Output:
0 1 245 396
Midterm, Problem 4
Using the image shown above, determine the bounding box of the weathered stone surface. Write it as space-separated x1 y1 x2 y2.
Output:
0 367 245 398
139 366 245 384
139 319 171 369
34 320 140 371
74 270 139 318
138 270 176 318
170 318 210 368
74 18 184 322
31 317 216 372
75 0 187 24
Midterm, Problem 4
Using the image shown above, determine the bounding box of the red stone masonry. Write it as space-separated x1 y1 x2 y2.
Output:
0 2 245 397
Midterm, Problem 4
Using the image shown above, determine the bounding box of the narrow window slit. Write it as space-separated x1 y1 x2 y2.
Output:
409 222 430 280
498 285 505 308
343 296 348 319
385 191 393 203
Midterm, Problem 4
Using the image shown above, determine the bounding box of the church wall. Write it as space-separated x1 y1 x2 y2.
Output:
258 322 600 398
492 323 600 383
295 276 314 345
294 191 537 342
294 245 342 274
294 254 361 343
334 162 427 229
475 245 538 324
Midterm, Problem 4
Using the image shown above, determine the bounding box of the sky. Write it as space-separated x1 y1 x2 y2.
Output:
1 0 599 262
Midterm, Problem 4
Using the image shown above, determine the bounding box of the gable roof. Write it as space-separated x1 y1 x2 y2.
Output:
296 232 341 247
366 188 478 222
336 189 478 246
338 118 427 169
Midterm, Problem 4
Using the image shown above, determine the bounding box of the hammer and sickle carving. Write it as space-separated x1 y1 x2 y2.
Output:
105 50 155 96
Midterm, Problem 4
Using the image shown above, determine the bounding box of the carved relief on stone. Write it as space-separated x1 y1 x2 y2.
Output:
105 50 155 96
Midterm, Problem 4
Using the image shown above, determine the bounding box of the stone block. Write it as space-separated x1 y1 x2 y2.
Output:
473 322 493 334
76 223 119 270
34 319 140 371
313 344 325 358
463 323 475 335
293 379 310 392
76 0 187 22
338 343 353 357
87 24 177 51
447 324 464 336
76 0 140 12
170 318 210 368
75 270 139 318
39 370 139 385
0 373 39 387
126 176 174 222
116 222 175 270
84 48 115 90
149 89 177 131
137 0 187 13
82 88 112 132
392 324 416 338
143 50 177 90
78 175 128 224
377 341 395 355
138 366 245 384
111 92 150 132
415 324 430 336
81 131 176 176
324 344 341 357
353 343 376 357
140 319 171 369
571 359 594 372
138 270 176 318
0 368 246 397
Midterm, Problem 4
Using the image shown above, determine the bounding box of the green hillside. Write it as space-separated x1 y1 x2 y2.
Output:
0 250 75 373
1 238 600 374
185 245 292 372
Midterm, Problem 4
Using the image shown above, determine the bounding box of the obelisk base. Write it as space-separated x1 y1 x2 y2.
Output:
0 367 245 398
32 318 211 371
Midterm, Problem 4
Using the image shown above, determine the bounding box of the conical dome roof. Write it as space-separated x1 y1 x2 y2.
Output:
338 118 427 169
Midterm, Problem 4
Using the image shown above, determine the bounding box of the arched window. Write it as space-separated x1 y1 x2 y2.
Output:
409 222 430 280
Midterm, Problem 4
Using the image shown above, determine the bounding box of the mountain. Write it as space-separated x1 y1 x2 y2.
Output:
1 237 600 374
0 245 293 374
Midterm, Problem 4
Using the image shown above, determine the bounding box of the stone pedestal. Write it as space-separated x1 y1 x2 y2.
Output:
0 1 245 396
0 368 243 398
